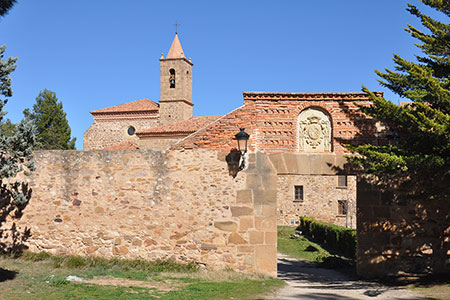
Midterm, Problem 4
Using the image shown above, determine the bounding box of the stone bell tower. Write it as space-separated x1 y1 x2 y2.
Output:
159 33 193 125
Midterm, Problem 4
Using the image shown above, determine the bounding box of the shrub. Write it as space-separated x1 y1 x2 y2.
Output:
298 217 356 258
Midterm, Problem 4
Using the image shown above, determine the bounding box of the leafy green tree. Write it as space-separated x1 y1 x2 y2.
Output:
25 89 76 150
0 44 36 254
348 0 450 200
0 0 16 17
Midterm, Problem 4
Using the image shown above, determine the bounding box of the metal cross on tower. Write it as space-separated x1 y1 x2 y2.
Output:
174 21 180 34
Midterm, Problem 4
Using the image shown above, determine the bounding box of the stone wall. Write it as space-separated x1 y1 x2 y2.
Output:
84 116 159 150
277 174 356 228
11 149 278 276
267 152 356 228
356 177 450 277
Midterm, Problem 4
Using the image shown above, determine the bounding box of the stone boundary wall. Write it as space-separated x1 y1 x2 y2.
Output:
356 177 450 277
11 149 277 276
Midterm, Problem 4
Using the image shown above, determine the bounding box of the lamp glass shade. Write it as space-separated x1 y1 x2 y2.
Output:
237 138 248 154
235 128 250 154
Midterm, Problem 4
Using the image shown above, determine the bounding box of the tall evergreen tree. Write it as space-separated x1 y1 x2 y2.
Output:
0 0 16 17
0 44 36 253
348 0 450 200
25 89 76 150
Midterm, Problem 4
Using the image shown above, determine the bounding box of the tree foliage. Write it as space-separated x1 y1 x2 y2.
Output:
25 89 76 150
0 0 16 17
348 0 450 200
0 44 36 254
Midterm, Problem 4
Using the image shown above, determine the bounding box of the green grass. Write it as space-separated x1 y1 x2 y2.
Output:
0 252 285 300
277 225 331 261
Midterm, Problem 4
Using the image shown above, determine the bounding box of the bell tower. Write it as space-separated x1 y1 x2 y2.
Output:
159 34 193 125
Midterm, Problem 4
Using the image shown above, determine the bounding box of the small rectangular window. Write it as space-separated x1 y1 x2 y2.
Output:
294 185 304 202
338 200 348 215
337 175 347 188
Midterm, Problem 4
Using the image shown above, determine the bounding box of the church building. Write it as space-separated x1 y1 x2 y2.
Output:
84 34 381 228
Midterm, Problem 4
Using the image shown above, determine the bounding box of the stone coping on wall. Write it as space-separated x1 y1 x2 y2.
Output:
267 152 351 175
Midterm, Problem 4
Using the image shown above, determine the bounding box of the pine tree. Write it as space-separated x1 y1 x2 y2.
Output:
0 0 16 17
25 89 76 150
348 0 450 201
0 44 36 254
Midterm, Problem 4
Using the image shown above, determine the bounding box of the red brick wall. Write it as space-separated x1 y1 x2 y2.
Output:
173 92 379 153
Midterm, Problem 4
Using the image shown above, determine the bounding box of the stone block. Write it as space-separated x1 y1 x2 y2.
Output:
261 174 278 190
261 205 277 217
214 221 238 232
231 206 253 217
283 153 301 174
237 245 255 253
255 245 277 276
253 189 277 205
236 189 253 204
200 243 218 250
112 245 128 255
255 153 276 175
246 174 262 189
228 233 247 245
309 154 336 175
254 216 277 231
239 216 254 232
268 153 287 174
249 231 264 244
265 232 277 245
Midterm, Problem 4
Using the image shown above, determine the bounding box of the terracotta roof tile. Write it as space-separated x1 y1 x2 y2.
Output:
102 141 140 150
137 115 221 135
91 99 159 114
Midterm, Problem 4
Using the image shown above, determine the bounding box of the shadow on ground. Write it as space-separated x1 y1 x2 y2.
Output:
275 257 435 300
0 267 17 282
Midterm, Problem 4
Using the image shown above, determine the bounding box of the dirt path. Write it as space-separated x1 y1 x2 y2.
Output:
268 254 430 300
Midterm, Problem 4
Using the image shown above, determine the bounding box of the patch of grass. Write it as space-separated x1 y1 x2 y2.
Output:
0 253 285 300
277 225 331 261
407 284 450 300
19 251 198 273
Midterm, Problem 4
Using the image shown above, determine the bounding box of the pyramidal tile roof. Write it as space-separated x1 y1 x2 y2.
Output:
137 115 221 135
90 99 159 114
166 34 185 59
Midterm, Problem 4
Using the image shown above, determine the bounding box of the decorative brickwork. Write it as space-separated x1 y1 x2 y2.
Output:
173 92 379 154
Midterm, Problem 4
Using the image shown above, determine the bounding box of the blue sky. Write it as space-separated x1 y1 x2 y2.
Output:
0 0 446 149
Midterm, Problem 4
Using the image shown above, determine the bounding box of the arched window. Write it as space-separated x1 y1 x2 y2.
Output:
298 108 332 152
169 69 175 88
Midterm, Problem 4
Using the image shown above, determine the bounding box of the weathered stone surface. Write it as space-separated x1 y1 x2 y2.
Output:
236 189 253 204
200 243 217 251
249 231 264 244
231 206 253 217
214 221 238 232
255 245 277 277
112 245 128 255
8 149 278 277
228 233 247 244
253 189 277 205
268 153 287 174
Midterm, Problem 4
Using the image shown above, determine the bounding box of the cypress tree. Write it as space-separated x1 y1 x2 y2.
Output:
25 89 76 150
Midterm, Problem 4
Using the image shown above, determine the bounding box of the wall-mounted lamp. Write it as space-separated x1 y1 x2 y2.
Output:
235 128 250 170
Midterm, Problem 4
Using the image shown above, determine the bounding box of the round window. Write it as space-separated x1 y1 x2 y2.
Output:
127 126 135 136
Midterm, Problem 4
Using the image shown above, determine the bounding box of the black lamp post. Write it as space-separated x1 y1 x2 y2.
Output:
235 128 250 170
